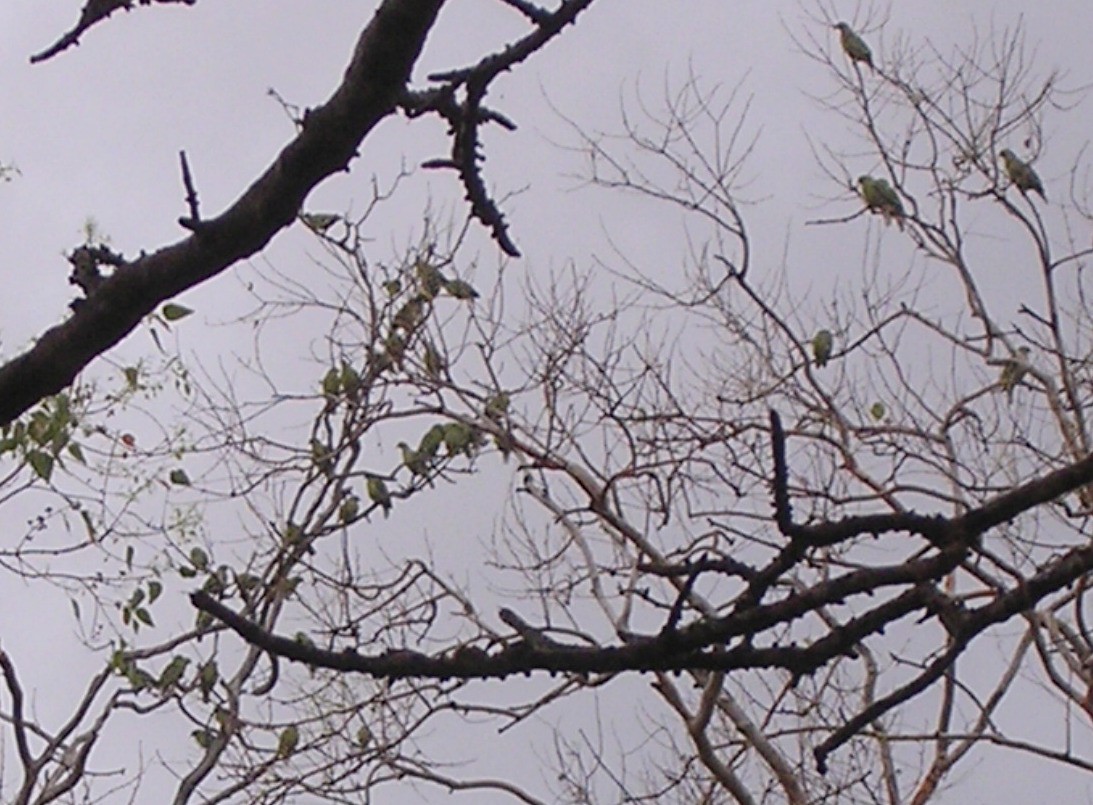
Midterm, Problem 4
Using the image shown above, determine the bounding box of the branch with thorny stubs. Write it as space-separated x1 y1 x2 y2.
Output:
193 409 1093 770
400 0 597 257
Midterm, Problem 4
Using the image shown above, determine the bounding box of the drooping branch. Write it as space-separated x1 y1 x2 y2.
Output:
401 0 597 256
30 0 198 64
0 0 446 427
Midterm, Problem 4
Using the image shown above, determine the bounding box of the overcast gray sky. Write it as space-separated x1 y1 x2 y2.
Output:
2 1 1093 802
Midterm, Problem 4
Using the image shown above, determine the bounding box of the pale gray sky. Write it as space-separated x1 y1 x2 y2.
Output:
2 1 1093 802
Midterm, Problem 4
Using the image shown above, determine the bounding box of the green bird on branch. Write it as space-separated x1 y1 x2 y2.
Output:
834 22 874 70
999 149 1046 201
858 175 905 228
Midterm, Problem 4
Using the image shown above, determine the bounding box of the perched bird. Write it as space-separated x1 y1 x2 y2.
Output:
999 346 1031 400
276 725 299 759
444 278 480 300
833 22 874 70
338 495 360 523
415 259 448 300
484 392 510 422
812 330 834 368
397 441 429 477
858 176 905 228
157 656 190 692
392 297 426 332
443 422 481 457
999 149 1046 200
422 340 446 378
417 424 447 459
366 474 392 517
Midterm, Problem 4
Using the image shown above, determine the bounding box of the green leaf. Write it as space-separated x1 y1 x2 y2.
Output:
161 303 194 322
148 580 163 604
80 510 96 540
123 366 140 389
134 607 154 627
299 212 340 232
26 450 53 481
67 442 86 464
169 468 191 486
189 547 209 572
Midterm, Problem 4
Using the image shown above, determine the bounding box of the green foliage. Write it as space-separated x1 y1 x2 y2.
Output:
0 393 86 483
120 580 163 632
161 303 194 322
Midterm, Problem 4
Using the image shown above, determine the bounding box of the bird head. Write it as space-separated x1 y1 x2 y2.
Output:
833 22 850 32
999 149 1015 164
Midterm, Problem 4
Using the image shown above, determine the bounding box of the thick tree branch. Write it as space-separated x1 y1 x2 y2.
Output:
0 0 446 427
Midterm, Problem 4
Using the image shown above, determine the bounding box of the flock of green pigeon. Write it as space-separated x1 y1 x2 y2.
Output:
834 21 1047 229
807 24 1043 396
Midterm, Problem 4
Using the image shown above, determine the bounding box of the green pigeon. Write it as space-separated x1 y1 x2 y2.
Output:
276 725 299 759
833 22 873 70
999 346 1031 400
384 332 406 365
397 442 429 477
417 424 447 459
415 260 448 300
999 149 1046 200
422 340 446 378
157 656 189 692
338 495 360 523
484 392 510 422
444 278 480 300
811 329 834 368
366 474 392 517
392 297 426 332
858 176 905 227
443 422 481 457
299 212 340 233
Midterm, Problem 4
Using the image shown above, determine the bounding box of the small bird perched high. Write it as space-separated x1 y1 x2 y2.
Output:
999 346 1032 401
999 149 1046 201
858 176 905 228
812 329 834 368
833 22 874 70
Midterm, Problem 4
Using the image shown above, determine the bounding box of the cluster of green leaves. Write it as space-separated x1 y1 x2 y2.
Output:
0 392 86 482
120 578 163 631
